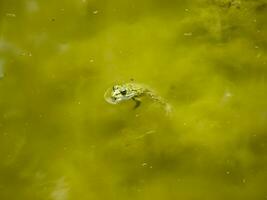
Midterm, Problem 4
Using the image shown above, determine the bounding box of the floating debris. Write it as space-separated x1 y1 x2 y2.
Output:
135 130 156 139
0 60 4 79
183 32 193 36
6 13 16 17
141 162 147 167
20 51 33 57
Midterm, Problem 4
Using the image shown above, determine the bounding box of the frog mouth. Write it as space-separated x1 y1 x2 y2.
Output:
104 87 118 104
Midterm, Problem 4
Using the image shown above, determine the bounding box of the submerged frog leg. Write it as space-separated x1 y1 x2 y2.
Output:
132 98 141 109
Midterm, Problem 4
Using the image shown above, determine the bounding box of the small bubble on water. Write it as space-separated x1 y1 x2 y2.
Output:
141 162 147 167
93 10 99 14
225 92 232 97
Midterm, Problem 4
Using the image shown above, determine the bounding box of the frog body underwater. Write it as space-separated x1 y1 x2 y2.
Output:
104 82 172 114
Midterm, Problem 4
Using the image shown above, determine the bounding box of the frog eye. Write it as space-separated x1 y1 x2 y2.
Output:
120 89 127 95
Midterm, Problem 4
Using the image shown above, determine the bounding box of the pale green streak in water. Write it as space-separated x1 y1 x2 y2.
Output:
0 0 267 199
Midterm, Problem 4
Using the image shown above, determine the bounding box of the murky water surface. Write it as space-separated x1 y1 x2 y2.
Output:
0 0 267 199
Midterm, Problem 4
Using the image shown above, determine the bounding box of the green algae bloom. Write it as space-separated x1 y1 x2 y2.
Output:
0 0 267 199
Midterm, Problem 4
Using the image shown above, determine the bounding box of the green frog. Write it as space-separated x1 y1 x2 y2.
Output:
104 82 172 114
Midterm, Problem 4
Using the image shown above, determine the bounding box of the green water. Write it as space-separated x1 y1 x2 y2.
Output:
1 0 267 199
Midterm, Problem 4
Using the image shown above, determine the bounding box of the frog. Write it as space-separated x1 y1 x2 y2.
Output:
104 82 172 114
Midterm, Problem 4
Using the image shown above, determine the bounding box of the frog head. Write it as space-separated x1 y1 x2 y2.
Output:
104 84 135 104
